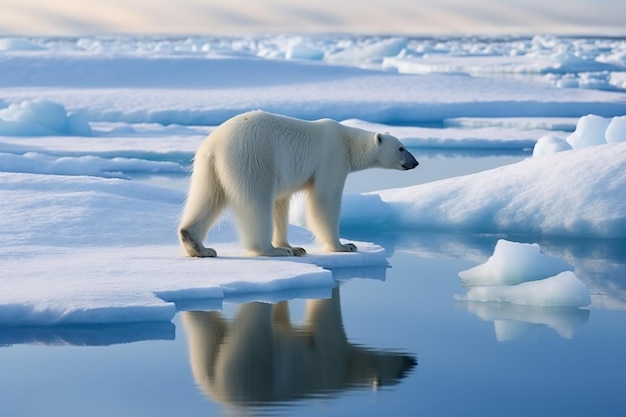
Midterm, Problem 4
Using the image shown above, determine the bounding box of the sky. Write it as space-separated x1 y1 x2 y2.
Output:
0 0 624 36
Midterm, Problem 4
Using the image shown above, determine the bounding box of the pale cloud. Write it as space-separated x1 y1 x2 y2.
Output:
0 0 623 35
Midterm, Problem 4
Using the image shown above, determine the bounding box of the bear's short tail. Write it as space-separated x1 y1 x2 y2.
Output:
178 153 225 257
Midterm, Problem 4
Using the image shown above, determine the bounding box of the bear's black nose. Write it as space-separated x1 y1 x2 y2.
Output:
402 154 419 170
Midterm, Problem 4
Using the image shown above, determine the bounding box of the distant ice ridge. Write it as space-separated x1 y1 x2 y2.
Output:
2 36 626 128
2 35 624 93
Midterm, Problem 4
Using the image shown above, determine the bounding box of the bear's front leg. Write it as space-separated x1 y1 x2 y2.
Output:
231 193 298 257
306 180 358 253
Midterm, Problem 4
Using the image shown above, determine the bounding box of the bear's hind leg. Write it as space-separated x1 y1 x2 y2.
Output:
179 229 217 258
272 197 306 256
178 162 225 257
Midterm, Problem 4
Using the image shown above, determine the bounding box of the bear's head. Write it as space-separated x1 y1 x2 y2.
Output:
375 133 419 170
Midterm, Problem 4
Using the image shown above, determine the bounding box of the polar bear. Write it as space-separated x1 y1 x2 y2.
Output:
179 111 418 257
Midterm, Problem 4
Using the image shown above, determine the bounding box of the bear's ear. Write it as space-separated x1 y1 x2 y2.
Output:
375 133 383 145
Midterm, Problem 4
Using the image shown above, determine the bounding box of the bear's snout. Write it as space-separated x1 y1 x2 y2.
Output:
402 152 419 170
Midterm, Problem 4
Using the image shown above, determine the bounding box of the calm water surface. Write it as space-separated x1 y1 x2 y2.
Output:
2 150 625 417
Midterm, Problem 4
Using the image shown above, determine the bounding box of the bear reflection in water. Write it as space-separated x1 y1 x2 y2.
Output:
182 287 416 406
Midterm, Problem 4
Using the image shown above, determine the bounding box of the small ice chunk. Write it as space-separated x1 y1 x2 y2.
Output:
459 239 573 286
532 134 572 157
606 115 626 144
566 114 610 148
67 112 93 136
555 74 579 88
286 40 324 60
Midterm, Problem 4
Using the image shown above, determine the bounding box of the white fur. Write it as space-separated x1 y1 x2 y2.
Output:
178 110 418 257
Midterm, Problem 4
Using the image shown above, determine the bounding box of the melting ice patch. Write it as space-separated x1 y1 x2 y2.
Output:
459 240 573 286
458 240 590 308
457 240 591 340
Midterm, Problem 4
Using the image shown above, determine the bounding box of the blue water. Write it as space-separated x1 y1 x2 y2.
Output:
2 150 625 417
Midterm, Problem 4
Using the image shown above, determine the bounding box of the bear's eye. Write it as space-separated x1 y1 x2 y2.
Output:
399 147 405 152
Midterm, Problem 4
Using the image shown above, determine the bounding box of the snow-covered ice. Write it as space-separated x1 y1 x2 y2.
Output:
532 134 572 157
1 34 625 326
0 172 386 325
327 142 626 239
